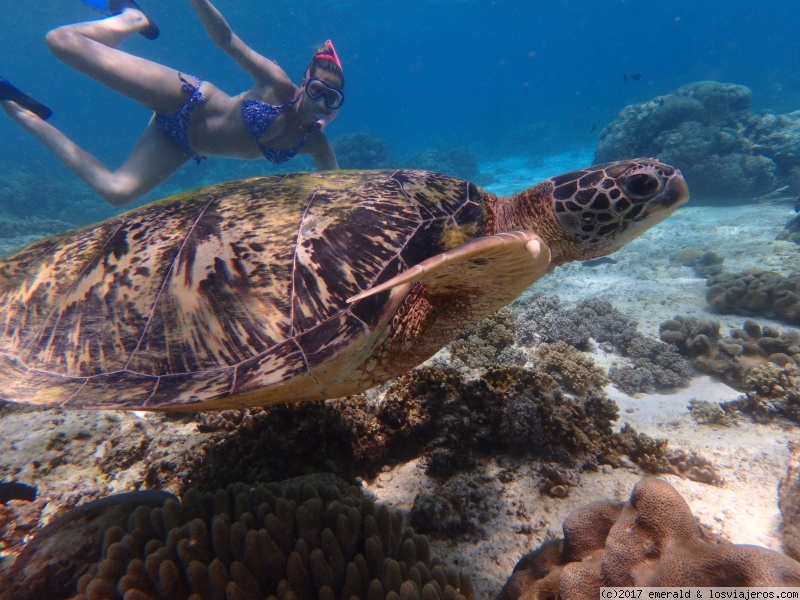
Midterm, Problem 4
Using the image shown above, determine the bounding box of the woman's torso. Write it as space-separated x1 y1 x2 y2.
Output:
184 82 313 160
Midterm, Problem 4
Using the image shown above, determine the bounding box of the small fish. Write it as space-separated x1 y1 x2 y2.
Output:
590 123 597 133
624 72 642 82
582 257 617 268
0 481 37 503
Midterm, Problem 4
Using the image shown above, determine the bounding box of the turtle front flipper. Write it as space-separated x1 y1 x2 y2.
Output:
341 232 551 388
348 231 550 304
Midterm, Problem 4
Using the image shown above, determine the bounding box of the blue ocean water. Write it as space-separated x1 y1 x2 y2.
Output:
1 0 798 221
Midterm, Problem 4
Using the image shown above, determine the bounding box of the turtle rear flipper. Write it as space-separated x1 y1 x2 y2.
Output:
348 231 551 305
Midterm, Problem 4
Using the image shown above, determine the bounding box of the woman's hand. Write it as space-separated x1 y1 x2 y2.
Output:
190 0 292 89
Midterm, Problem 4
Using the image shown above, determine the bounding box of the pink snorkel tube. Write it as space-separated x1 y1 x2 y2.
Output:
312 40 342 130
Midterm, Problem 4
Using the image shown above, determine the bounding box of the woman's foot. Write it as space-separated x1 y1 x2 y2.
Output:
2 101 50 134
0 78 52 120
82 0 159 39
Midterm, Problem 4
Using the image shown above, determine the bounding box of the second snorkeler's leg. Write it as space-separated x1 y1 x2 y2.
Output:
45 11 184 113
2 102 189 206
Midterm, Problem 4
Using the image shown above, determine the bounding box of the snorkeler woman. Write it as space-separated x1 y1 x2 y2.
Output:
0 0 344 206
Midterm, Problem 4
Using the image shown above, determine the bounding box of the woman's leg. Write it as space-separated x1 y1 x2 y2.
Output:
2 102 190 206
45 10 190 113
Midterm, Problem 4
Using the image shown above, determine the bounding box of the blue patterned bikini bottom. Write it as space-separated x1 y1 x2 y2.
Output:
154 73 206 163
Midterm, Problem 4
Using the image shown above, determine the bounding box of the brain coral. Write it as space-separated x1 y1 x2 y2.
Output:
659 315 800 389
498 477 800 599
3 474 473 600
706 270 800 325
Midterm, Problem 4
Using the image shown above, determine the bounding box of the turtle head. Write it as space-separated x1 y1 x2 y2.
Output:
541 158 689 263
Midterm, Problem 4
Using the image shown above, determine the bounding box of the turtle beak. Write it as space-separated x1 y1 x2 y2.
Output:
636 169 689 221
659 169 690 210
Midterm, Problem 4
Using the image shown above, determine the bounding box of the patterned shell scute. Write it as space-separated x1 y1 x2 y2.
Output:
0 170 484 408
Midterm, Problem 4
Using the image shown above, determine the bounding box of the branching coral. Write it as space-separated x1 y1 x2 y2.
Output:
516 297 639 352
410 471 504 539
687 399 734 426
608 336 695 395
187 396 390 487
531 341 609 396
515 296 592 348
611 424 669 473
722 363 800 424
449 307 526 369
498 477 800 599
517 296 690 395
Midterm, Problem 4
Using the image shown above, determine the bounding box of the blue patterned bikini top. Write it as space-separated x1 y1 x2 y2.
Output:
241 96 312 164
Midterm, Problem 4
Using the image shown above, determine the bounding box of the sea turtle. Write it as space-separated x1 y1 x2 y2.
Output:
0 159 688 410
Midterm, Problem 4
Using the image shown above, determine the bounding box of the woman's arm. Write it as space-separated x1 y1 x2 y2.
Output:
189 0 293 90
307 132 339 170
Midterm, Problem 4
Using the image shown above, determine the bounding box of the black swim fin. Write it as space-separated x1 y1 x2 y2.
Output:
81 0 159 40
0 77 53 120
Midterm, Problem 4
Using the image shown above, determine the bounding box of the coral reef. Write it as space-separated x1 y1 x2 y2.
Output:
378 366 620 477
192 363 636 491
403 148 481 182
331 133 398 170
515 296 638 352
706 269 800 325
498 477 800 599
608 336 695 395
531 341 609 396
3 474 473 600
0 490 176 600
612 424 669 474
659 316 800 389
670 249 725 278
777 197 800 245
0 169 116 227
517 296 694 394
188 397 389 486
780 441 800 562
0 215 74 240
687 399 734 426
722 363 800 424
594 81 800 203
449 308 526 369
195 410 252 433
410 471 504 540
664 449 722 485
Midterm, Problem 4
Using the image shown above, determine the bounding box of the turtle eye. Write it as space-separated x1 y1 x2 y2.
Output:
622 173 661 199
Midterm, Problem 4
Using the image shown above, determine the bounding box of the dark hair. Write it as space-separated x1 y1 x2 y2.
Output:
309 44 345 88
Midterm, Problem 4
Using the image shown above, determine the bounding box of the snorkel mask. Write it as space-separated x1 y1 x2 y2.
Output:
305 40 344 129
